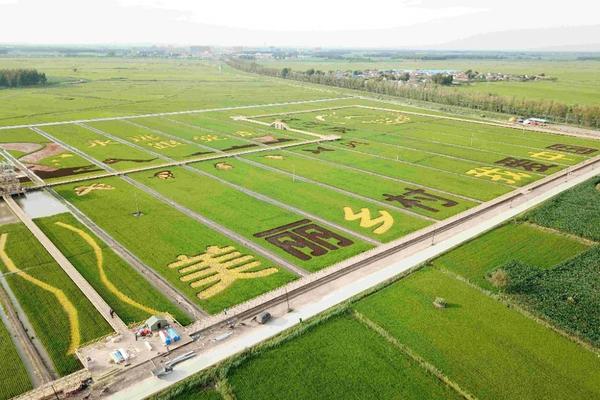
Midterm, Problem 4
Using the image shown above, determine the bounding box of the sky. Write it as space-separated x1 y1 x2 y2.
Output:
1 0 599 48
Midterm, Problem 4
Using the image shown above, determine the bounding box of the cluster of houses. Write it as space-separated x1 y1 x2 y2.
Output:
329 69 551 86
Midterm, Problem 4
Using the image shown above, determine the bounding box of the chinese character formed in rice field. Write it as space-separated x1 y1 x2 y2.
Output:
235 131 255 137
168 246 278 299
546 143 597 155
88 139 113 148
149 140 182 150
254 219 353 261
466 167 530 184
383 189 457 213
303 146 334 155
343 207 393 235
131 134 161 143
74 183 115 196
528 151 573 162
342 140 368 148
194 135 222 142
495 157 556 173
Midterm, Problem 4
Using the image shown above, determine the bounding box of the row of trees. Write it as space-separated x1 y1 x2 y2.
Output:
227 59 600 128
0 69 47 88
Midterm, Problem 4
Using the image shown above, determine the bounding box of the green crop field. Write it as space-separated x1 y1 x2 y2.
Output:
354 267 600 400
130 166 373 272
0 315 32 400
34 213 192 325
0 59 332 127
525 176 600 241
227 314 461 400
53 177 298 314
0 223 112 376
432 222 590 290
502 246 600 346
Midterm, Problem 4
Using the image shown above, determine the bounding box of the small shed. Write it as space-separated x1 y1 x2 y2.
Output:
146 315 169 332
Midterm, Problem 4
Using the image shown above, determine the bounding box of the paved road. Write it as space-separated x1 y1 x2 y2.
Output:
107 152 600 400
4 196 128 333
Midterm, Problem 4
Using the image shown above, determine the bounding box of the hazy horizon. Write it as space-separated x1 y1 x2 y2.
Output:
2 0 600 50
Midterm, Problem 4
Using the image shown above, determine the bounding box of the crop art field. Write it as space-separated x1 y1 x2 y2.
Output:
0 223 112 376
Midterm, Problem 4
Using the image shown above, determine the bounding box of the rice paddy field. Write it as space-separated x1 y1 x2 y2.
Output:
0 57 599 399
0 313 32 399
0 222 112 376
34 213 193 325
155 178 600 400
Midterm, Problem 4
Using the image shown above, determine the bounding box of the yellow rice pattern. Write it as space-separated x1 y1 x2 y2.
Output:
0 233 81 354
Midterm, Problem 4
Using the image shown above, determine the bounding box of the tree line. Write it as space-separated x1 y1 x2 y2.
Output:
0 69 47 88
227 59 600 128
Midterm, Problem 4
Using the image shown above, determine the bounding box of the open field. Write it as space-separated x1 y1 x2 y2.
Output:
34 213 193 325
0 59 335 127
0 315 32 399
354 267 600 400
0 222 112 376
259 59 600 106
53 177 298 314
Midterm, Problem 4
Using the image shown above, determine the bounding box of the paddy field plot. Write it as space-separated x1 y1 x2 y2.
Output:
35 213 192 325
0 128 104 183
41 124 164 171
87 120 207 161
354 267 600 400
191 157 431 242
0 315 32 399
53 177 297 314
227 314 461 400
243 151 477 220
131 116 258 154
130 166 372 272
0 223 112 376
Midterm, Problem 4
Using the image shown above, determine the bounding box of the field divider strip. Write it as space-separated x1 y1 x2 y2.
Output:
237 157 436 222
0 97 351 131
352 310 478 400
120 175 309 278
282 148 485 203
3 195 129 333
